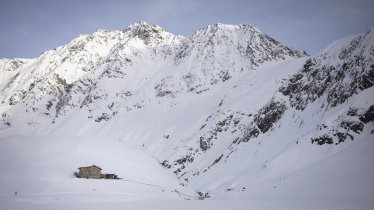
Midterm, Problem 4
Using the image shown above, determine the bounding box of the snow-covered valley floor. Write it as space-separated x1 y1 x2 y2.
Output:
0 135 196 209
0 134 373 210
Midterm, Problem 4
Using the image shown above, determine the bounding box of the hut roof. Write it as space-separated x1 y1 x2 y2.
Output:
78 165 102 170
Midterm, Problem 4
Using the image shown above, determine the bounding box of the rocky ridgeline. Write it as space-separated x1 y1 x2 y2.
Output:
279 29 373 110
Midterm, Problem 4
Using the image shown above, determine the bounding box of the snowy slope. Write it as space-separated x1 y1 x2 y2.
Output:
0 135 197 210
0 22 373 209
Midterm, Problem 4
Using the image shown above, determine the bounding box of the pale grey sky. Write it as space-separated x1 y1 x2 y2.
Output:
0 0 373 58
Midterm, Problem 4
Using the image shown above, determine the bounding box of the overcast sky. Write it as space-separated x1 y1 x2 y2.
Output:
0 0 373 58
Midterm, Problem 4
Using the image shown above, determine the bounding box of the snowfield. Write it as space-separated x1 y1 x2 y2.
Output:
0 134 373 210
0 22 373 209
0 135 196 208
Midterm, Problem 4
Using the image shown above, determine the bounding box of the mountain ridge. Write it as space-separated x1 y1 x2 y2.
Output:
0 22 304 127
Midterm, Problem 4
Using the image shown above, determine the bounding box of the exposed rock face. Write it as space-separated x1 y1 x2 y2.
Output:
280 29 374 110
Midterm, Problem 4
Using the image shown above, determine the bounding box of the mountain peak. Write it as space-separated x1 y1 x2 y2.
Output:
122 21 170 43
197 22 261 34
124 21 165 34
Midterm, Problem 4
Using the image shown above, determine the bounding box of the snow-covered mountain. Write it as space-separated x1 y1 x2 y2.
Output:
0 22 304 127
0 22 373 209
